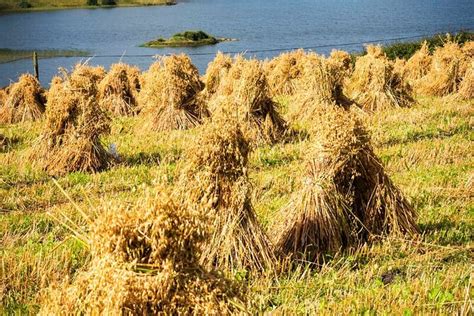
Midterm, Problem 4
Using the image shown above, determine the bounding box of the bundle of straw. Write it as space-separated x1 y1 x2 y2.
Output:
326 49 353 91
417 41 466 96
289 52 352 126
214 57 287 145
138 54 208 132
33 64 112 176
345 45 414 111
98 63 141 116
264 49 306 96
462 41 474 58
0 88 7 108
0 74 45 123
202 52 233 99
40 192 243 314
404 41 432 87
274 106 419 262
457 61 474 99
392 58 407 82
177 113 276 272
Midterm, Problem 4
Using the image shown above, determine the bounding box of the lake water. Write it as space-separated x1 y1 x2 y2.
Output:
0 0 473 87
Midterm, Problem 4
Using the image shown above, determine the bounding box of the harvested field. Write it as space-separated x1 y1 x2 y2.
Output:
0 44 473 314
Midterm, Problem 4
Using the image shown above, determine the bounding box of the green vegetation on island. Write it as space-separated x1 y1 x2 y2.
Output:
143 31 234 48
0 0 175 13
0 48 89 64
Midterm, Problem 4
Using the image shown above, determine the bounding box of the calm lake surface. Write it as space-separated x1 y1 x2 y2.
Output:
0 0 473 86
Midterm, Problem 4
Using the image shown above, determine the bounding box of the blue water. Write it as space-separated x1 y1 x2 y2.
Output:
0 0 473 87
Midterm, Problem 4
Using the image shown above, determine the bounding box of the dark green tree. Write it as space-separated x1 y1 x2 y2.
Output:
101 0 117 5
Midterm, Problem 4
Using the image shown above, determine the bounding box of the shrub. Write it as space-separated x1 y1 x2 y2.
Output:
18 1 32 8
173 31 212 41
87 0 98 5
101 0 116 5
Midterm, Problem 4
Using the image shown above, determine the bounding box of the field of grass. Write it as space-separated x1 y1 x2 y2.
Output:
0 0 174 13
1 94 472 313
0 48 88 64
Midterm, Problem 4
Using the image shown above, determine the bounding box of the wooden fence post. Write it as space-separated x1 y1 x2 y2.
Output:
33 52 39 80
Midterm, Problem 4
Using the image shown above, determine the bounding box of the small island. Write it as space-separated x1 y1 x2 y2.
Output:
142 31 235 48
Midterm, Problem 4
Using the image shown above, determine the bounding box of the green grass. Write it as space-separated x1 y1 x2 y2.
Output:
0 0 175 13
143 30 232 48
381 31 474 60
0 48 89 64
347 31 474 63
0 96 473 314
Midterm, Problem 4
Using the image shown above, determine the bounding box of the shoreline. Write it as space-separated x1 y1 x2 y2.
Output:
0 1 176 15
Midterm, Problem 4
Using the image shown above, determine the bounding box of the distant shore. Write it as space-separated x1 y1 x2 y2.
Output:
0 0 176 14
0 49 89 64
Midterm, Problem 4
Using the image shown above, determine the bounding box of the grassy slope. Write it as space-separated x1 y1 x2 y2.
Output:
0 96 473 313
0 0 173 12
